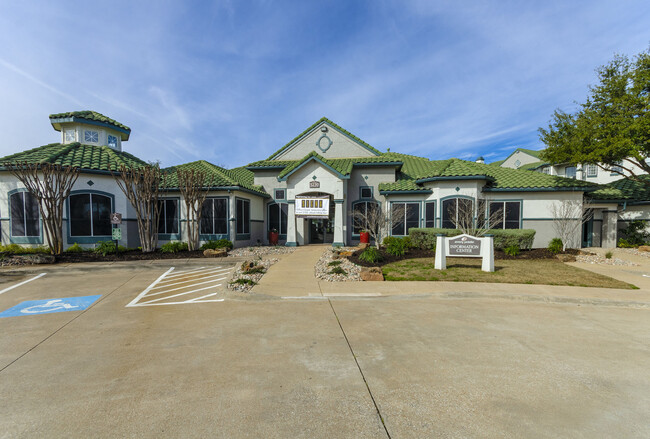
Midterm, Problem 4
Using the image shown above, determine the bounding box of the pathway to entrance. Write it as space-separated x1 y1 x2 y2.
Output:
251 245 326 297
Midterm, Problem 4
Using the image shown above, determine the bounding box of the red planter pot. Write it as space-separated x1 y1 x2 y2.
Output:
269 231 279 246
359 231 370 244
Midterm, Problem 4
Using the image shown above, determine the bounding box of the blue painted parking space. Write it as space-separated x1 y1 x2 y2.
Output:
0 295 101 318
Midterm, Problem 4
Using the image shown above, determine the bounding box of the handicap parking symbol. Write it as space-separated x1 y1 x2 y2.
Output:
0 295 101 318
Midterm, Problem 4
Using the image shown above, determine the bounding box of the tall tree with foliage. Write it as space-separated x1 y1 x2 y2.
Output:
176 169 209 251
539 49 650 183
4 162 79 255
111 164 163 253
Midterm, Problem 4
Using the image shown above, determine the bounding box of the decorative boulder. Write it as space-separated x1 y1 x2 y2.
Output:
358 243 370 250
360 267 384 281
203 248 227 257
638 246 650 252
556 254 576 263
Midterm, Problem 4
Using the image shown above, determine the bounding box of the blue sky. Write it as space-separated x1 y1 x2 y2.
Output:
0 1 649 168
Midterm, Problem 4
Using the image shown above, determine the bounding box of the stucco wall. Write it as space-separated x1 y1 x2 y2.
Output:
501 150 541 169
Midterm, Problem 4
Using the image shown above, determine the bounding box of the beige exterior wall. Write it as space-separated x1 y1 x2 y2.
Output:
59 122 123 151
501 150 541 169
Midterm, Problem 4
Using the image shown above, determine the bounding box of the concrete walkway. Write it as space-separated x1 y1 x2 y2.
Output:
251 246 650 307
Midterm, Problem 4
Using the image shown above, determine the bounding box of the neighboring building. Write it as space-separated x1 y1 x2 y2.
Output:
1 112 647 250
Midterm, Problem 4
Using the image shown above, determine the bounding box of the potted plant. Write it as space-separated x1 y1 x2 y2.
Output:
359 229 370 244
269 228 279 246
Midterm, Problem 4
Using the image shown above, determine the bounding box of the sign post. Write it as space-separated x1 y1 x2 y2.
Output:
110 213 122 253
434 233 494 272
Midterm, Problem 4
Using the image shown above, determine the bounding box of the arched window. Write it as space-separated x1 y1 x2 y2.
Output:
442 197 474 229
10 191 40 237
69 193 112 237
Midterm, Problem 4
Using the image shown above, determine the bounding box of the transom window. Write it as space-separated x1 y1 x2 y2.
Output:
236 199 250 235
69 193 112 237
425 201 435 228
489 201 521 229
360 187 373 199
274 189 285 200
158 199 179 235
84 130 99 143
201 198 228 235
352 201 379 235
10 192 40 237
268 203 288 234
64 130 76 142
107 135 118 149
391 202 419 236
442 198 473 229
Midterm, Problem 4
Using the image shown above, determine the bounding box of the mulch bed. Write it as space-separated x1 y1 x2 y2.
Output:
347 247 582 268
54 250 213 263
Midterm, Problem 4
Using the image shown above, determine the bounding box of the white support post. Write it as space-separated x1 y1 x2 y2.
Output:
333 201 344 247
482 234 495 272
286 202 297 247
434 234 446 270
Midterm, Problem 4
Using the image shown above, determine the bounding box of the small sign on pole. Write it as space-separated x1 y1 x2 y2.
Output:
110 213 122 225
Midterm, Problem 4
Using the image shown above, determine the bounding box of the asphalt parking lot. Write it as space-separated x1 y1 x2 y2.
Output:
0 261 649 438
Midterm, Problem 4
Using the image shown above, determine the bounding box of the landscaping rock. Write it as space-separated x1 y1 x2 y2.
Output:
314 247 362 281
203 248 227 257
360 267 384 281
358 243 370 250
556 254 577 263
638 245 650 252
14 254 56 265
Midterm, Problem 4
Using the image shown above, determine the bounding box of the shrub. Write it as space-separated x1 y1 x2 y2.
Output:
0 244 50 254
621 220 650 246
358 246 383 264
231 278 256 286
384 236 412 257
548 238 563 254
617 238 637 248
200 239 233 251
329 266 347 275
328 260 342 266
94 241 116 256
243 266 265 274
65 243 85 253
504 244 520 257
160 241 189 253
605 251 613 259
409 228 536 251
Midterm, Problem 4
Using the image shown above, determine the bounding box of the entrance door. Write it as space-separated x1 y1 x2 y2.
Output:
582 218 593 248
309 219 333 244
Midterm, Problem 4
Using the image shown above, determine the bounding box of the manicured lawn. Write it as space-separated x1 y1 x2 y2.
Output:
382 257 637 289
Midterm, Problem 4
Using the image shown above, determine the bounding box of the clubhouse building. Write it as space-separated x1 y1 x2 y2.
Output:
1 112 648 250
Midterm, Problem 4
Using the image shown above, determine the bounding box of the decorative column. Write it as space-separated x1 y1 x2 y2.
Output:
229 195 237 243
601 210 618 248
434 234 446 270
333 199 344 247
482 234 495 272
286 200 297 247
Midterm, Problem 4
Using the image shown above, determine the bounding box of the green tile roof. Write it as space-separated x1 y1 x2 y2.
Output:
267 117 382 160
520 160 549 171
488 159 505 167
589 176 650 202
0 142 147 172
514 148 544 159
275 151 403 180
162 160 268 196
49 111 131 132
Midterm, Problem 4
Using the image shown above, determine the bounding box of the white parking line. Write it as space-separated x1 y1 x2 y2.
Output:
127 266 232 307
0 273 47 296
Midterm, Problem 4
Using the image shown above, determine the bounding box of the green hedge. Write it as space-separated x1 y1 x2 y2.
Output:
408 228 536 251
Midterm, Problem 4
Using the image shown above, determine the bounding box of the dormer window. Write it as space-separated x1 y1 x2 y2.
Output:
107 135 118 149
84 130 99 143
64 129 76 142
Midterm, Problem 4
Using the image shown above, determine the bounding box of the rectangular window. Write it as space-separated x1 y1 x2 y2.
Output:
352 201 379 235
360 187 372 199
611 161 623 175
268 203 288 234
200 198 228 235
10 192 40 237
107 135 118 149
586 164 598 177
488 201 521 229
565 166 577 179
84 130 99 143
274 189 285 200
236 198 250 235
157 199 179 234
442 198 473 229
542 166 550 174
425 201 435 228
64 129 76 142
70 193 112 236
391 202 420 236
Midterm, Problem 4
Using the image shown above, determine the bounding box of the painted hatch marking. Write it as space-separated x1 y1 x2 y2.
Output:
126 266 232 307
0 295 102 318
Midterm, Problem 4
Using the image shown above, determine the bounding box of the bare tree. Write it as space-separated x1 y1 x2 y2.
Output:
111 164 163 253
550 198 594 251
350 203 405 249
4 162 79 255
448 199 504 236
176 169 209 251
